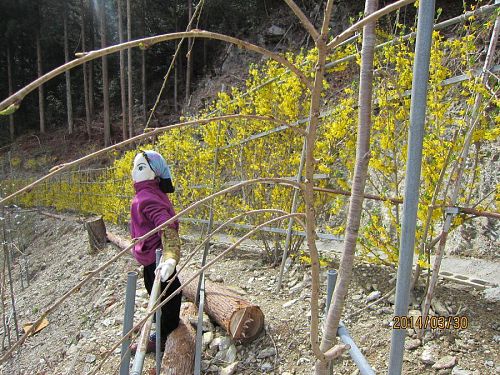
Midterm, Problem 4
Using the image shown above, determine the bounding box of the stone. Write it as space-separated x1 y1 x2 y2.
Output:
210 336 232 351
420 345 437 365
201 360 211 371
266 25 285 37
483 287 500 303
261 362 273 372
189 313 214 332
431 298 450 316
225 344 237 363
290 282 304 293
67 344 79 355
211 274 224 283
257 347 276 359
84 354 96 363
283 299 297 308
432 355 457 370
202 331 213 349
297 357 310 365
215 349 228 362
220 362 239 375
405 338 421 350
207 364 219 373
451 367 472 375
366 290 381 302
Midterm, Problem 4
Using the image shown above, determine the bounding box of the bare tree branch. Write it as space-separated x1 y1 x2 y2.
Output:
0 30 313 113
91 212 306 374
0 179 303 363
327 0 416 50
0 114 296 206
283 0 320 40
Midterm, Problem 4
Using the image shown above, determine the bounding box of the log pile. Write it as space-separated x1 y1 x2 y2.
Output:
179 272 264 343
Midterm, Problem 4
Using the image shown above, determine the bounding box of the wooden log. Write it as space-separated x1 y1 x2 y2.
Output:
179 272 264 343
161 302 197 375
105 230 265 342
106 231 131 251
85 216 107 253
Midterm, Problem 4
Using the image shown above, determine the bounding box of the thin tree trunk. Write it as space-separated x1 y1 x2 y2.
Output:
36 4 45 134
185 0 192 104
64 2 74 135
80 0 91 138
127 0 133 137
141 0 147 124
89 1 95 120
118 0 127 140
7 46 14 141
174 0 178 111
316 0 378 373
99 0 110 146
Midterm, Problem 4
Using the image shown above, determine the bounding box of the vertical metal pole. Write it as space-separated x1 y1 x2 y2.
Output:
120 271 137 375
276 139 307 292
325 270 337 315
131 275 162 375
325 269 375 375
388 1 435 374
155 249 162 375
3 212 19 340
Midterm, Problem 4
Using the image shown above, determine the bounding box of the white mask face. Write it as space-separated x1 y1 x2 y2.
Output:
132 153 156 182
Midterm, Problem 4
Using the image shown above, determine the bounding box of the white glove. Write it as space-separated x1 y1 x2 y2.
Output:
155 258 177 282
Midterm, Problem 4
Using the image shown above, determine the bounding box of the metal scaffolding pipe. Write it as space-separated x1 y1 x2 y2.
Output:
388 1 435 374
325 270 375 375
120 271 137 375
155 249 162 375
338 323 376 375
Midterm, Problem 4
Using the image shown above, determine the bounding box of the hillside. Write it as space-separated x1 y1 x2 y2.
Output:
0 211 498 374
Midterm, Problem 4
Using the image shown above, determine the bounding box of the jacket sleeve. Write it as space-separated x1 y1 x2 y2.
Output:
141 197 176 230
141 198 180 263
161 227 181 264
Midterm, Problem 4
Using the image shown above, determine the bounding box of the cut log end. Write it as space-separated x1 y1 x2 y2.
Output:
85 216 107 253
179 272 265 344
229 306 264 343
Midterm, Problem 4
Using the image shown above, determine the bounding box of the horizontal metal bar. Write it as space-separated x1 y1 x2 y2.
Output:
179 217 342 241
187 173 329 190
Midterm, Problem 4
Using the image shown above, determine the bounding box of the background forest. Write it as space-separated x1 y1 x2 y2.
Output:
0 0 470 145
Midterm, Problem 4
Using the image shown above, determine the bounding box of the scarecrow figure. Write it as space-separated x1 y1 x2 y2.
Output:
129 150 182 353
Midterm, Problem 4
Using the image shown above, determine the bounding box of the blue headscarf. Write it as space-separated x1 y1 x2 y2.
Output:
142 150 175 193
143 150 172 179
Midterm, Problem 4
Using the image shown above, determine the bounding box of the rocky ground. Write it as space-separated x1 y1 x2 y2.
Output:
0 211 498 375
